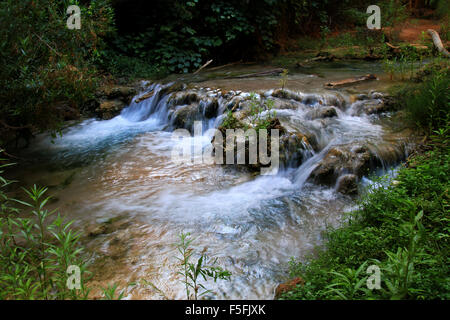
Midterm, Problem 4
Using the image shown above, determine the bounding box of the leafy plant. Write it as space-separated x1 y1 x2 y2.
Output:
176 232 231 300
101 283 125 300
280 69 289 90
245 93 277 131
0 164 90 300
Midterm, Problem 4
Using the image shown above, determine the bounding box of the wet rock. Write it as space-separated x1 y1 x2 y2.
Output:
311 144 372 185
169 91 199 107
357 93 370 100
203 99 219 118
274 277 304 299
96 100 127 120
279 132 313 167
159 82 185 96
91 85 138 119
87 224 108 237
369 91 384 100
213 117 287 172
271 99 297 110
86 215 131 238
336 174 358 195
272 89 302 102
225 96 245 111
170 104 202 131
350 98 396 116
96 85 137 104
305 107 338 120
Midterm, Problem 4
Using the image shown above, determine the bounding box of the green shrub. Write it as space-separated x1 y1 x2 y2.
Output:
0 163 90 299
0 0 114 141
398 67 449 133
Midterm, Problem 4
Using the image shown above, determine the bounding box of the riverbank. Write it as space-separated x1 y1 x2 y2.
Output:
277 141 449 299
276 67 449 300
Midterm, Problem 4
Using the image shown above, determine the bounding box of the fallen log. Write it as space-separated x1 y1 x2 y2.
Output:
134 90 154 103
325 74 377 88
427 29 450 58
304 54 337 63
223 68 284 79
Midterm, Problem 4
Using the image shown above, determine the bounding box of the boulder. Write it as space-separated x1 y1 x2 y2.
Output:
169 91 199 107
96 85 137 104
96 100 127 120
203 99 219 118
311 144 372 185
305 107 338 120
170 104 202 131
272 89 302 102
336 174 358 195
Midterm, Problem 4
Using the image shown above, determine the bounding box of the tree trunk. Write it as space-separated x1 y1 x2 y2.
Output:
427 29 450 58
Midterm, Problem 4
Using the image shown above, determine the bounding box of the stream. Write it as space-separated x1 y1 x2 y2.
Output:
9 62 416 299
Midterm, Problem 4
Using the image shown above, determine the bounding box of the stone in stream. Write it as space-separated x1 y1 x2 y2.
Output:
305 107 338 120
96 100 127 120
169 90 200 106
336 174 359 195
202 98 219 118
169 104 203 132
91 85 138 119
311 144 372 185
271 89 303 102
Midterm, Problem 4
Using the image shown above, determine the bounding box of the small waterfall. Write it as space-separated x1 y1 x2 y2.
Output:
15 76 417 300
294 142 334 189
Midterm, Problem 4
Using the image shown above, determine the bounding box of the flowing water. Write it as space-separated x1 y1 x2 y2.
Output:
9 64 416 299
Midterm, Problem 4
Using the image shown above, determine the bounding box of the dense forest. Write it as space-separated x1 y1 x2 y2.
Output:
0 0 448 302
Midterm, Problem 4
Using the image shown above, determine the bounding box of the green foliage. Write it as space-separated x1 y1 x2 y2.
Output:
280 145 450 300
176 232 231 300
221 110 241 130
221 93 277 132
381 0 408 41
396 66 450 133
0 0 115 140
245 94 277 131
0 167 90 299
100 283 125 300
